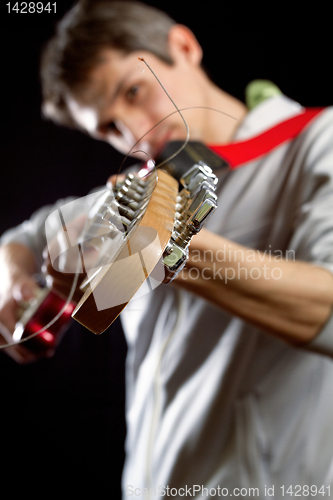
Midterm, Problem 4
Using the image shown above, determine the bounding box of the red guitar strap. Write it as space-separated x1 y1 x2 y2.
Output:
208 107 325 169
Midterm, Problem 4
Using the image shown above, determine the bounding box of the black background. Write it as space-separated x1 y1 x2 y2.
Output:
0 1 331 496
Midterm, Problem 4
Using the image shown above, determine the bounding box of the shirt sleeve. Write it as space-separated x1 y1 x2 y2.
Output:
0 197 77 270
287 107 333 357
0 186 109 271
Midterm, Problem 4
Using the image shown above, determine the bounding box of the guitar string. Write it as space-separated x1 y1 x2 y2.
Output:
113 57 237 187
113 56 191 202
116 105 238 174
136 57 190 171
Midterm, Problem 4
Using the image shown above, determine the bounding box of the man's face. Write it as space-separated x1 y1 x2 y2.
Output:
66 47 216 161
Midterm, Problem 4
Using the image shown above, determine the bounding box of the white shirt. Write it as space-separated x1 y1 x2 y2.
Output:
2 94 333 499
120 95 333 499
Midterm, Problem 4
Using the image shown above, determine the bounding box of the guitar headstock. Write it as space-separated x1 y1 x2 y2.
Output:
72 159 218 334
72 169 179 334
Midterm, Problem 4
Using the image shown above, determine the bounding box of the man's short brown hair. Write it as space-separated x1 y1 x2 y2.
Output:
41 0 176 127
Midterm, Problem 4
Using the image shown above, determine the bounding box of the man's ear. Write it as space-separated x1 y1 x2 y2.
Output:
167 25 203 66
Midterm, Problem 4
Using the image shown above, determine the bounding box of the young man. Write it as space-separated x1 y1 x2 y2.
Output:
1 1 333 496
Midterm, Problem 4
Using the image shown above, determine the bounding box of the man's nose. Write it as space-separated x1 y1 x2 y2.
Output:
104 108 155 157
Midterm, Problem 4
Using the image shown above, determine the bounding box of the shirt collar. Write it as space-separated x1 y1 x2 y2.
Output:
234 94 303 141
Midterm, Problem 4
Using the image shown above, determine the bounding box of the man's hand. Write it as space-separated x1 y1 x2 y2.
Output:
0 243 40 363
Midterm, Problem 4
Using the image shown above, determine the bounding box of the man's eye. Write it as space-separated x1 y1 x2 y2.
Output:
126 85 140 101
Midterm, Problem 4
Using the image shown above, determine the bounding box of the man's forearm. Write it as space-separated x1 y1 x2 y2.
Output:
175 229 333 345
